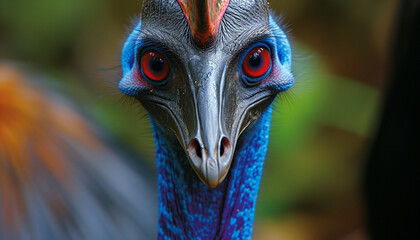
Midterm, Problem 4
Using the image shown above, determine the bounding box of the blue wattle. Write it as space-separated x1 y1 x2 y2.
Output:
151 105 273 239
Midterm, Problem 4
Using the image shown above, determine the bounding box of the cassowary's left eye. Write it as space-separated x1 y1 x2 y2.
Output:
141 50 170 84
242 46 271 85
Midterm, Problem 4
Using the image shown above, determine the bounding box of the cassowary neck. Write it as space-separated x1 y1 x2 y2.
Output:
151 106 273 239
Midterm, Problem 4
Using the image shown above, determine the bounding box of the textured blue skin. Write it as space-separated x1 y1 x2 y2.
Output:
151 106 273 239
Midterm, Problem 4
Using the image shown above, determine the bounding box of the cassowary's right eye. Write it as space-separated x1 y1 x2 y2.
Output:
141 49 170 84
241 45 272 86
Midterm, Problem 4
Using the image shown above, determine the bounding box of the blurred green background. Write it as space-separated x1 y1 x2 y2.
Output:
0 0 398 239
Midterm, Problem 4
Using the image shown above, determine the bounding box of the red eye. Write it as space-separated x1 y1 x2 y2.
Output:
141 50 170 82
242 47 271 79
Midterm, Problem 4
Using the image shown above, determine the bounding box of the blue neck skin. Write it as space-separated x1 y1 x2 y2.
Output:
151 105 273 239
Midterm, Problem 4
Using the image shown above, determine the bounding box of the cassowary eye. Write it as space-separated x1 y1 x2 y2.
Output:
141 49 170 84
242 46 271 85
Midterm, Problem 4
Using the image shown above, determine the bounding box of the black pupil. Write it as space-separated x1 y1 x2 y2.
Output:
248 52 262 69
149 57 164 73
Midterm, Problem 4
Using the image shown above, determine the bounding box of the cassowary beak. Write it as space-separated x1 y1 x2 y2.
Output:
187 122 232 188
186 57 233 188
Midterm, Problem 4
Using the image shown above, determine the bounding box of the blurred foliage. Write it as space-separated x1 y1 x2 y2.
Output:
0 0 397 239
259 46 380 217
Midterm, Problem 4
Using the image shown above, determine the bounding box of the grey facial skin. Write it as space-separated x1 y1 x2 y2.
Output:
135 0 279 188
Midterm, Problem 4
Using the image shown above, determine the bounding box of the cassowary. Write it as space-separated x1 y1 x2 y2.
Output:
119 0 293 238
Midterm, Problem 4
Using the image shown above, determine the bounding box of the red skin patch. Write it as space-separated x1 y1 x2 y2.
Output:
177 0 230 48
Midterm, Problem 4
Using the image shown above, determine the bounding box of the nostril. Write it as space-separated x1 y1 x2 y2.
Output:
188 139 202 159
220 137 231 157
220 143 224 156
196 144 202 158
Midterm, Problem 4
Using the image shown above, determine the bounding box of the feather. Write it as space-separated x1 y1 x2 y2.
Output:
0 63 158 240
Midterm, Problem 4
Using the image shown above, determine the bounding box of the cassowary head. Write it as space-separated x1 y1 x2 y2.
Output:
120 0 293 188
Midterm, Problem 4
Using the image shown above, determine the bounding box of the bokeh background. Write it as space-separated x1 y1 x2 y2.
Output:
0 0 399 239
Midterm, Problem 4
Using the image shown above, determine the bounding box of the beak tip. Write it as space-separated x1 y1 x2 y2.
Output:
203 170 229 188
204 181 222 188
187 138 233 189
189 163 228 188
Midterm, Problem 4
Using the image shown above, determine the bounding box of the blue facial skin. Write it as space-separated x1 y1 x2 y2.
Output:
120 14 292 240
